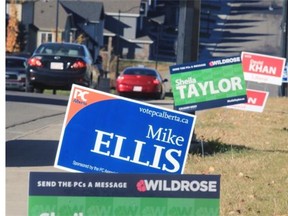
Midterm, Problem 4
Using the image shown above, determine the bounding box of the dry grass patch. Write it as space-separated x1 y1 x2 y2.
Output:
185 97 288 216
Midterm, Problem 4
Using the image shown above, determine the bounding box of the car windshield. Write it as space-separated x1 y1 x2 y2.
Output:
124 68 157 76
35 44 85 57
6 58 26 68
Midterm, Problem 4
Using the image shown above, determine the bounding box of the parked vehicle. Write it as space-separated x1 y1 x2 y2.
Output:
6 55 28 91
26 42 100 93
116 66 168 99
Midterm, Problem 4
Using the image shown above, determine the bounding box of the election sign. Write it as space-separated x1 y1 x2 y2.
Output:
54 84 196 174
226 89 269 113
241 51 286 86
170 56 247 112
29 172 220 216
283 62 288 83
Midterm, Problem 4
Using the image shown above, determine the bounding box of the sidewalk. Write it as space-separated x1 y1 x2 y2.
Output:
6 121 64 216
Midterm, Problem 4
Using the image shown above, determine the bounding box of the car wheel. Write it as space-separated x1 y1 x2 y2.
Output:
155 89 164 100
160 86 166 100
25 79 34 92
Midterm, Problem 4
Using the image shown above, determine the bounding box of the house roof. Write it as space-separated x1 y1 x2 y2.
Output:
103 0 141 15
33 0 67 30
60 1 104 23
33 0 104 30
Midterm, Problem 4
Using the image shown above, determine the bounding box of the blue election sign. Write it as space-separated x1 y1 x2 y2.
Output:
55 85 196 174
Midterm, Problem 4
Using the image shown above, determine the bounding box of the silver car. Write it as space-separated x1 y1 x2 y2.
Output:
6 55 28 91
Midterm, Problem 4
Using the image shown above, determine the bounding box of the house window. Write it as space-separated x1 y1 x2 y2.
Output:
37 32 55 47
41 32 53 43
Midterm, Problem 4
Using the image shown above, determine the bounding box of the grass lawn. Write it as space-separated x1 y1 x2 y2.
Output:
185 97 288 216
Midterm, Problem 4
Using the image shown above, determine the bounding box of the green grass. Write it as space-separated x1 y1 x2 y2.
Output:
185 97 288 216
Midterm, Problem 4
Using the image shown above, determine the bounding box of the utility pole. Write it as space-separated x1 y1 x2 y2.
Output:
55 0 59 42
176 0 201 64
175 0 201 145
116 10 121 78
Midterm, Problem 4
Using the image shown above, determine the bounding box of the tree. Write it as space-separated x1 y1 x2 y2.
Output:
75 33 86 44
6 0 20 53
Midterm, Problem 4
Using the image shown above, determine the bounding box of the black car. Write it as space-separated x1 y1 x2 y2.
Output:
6 55 28 91
26 42 100 93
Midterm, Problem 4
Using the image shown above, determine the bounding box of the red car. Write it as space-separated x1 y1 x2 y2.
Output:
116 67 168 99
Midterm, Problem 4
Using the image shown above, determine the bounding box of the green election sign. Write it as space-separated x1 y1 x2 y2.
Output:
170 57 247 112
29 172 220 216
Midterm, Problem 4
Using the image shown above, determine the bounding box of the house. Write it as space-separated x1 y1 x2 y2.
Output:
9 0 105 61
101 0 179 62
102 0 153 61
6 0 155 61
6 0 176 63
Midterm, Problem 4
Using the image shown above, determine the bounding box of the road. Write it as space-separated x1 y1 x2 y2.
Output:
5 90 174 216
6 91 68 216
